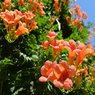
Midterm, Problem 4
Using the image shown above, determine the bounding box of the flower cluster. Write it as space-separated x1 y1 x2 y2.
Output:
74 5 88 20
18 0 45 16
39 31 95 90
2 0 14 10
65 40 94 68
0 10 37 42
0 0 45 42
53 0 69 13
66 5 88 30
42 32 94 62
39 60 76 90
88 27 95 40
42 31 64 58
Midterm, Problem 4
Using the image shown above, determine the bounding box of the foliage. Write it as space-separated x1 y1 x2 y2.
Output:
0 0 95 95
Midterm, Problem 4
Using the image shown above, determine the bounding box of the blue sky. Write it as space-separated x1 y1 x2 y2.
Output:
76 0 95 46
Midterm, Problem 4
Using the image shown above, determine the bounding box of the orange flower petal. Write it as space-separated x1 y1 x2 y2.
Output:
76 47 86 68
39 76 48 82
63 78 73 90
53 79 63 88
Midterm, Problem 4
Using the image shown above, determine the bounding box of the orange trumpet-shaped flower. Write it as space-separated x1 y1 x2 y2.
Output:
65 40 80 65
52 45 63 58
41 41 49 50
68 65 77 78
41 32 65 57
74 5 81 13
0 10 14 23
23 11 35 24
30 1 38 12
39 8 45 16
64 0 69 6
76 47 86 68
63 78 73 90
0 10 22 29
39 61 57 82
3 0 14 10
38 2 45 16
82 12 88 20
76 66 88 77
29 0 45 16
47 32 58 47
69 40 76 51
47 31 57 39
86 42 94 55
52 64 76 89
50 40 64 58
54 0 59 12
66 16 71 23
77 41 85 50
18 0 25 5
30 20 38 31
15 21 28 37
76 42 94 68
41 60 54 77
65 46 76 65
70 18 83 29
3 0 12 5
